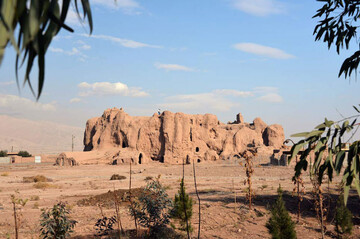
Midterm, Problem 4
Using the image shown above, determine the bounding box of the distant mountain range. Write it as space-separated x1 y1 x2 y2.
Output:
0 115 84 154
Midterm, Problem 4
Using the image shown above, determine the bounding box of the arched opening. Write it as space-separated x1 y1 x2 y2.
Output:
138 153 143 164
195 147 199 152
197 158 201 163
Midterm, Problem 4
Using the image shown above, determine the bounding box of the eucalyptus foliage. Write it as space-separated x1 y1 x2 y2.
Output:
313 0 360 78
131 179 173 234
39 202 77 239
0 0 92 99
289 108 360 204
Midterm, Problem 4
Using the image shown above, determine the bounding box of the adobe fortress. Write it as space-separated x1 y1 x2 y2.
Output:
82 107 284 165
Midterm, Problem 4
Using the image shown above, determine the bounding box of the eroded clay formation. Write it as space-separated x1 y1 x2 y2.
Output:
82 108 284 165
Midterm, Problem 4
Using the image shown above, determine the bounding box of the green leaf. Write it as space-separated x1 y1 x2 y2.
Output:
315 123 326 129
353 105 360 113
325 118 334 127
335 150 346 174
289 141 306 163
29 0 40 40
306 130 324 139
291 132 309 138
81 0 93 33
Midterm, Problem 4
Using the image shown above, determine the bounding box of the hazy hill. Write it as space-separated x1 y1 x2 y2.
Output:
0 115 84 154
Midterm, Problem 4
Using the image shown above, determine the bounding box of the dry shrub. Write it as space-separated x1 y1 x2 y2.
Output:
23 175 52 183
1 172 9 176
30 195 40 201
110 174 126 181
33 182 56 189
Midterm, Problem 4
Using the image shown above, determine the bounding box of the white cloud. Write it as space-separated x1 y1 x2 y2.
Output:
0 94 56 112
253 86 279 93
154 63 195 72
160 89 253 112
0 81 15 86
213 89 254 97
92 0 140 9
78 81 149 97
81 34 161 48
233 43 294 59
258 93 283 102
69 98 82 103
49 47 64 53
254 86 283 102
49 47 87 61
75 40 91 50
160 87 283 111
232 0 285 17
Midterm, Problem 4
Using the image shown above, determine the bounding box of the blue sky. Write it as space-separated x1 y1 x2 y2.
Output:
0 0 359 137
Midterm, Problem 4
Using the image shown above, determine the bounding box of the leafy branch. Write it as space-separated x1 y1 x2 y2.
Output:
289 106 360 204
0 0 93 99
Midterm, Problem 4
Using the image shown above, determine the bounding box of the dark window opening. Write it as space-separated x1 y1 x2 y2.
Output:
160 156 164 163
195 147 199 152
197 159 201 163
200 123 203 127
139 153 143 164
122 140 128 148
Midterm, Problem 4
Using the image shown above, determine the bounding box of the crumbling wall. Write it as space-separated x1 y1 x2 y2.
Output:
83 108 285 164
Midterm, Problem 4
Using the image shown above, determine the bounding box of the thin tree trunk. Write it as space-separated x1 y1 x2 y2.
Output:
113 186 124 238
319 185 325 239
182 159 190 239
129 161 138 234
13 202 18 239
192 159 201 239
296 156 301 223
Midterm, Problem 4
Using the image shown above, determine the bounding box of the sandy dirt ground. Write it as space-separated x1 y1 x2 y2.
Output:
0 160 359 239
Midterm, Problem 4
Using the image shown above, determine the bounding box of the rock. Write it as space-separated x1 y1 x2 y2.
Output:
262 124 285 148
83 108 285 164
236 113 244 124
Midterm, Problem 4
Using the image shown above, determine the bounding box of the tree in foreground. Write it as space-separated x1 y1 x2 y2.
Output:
266 185 297 239
172 178 193 232
39 202 77 239
290 0 360 206
131 177 173 237
335 193 353 238
0 0 93 99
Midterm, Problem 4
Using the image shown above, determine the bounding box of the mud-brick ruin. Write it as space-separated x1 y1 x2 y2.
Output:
82 107 285 165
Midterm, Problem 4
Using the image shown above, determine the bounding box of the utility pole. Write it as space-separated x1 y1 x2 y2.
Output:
72 135 75 152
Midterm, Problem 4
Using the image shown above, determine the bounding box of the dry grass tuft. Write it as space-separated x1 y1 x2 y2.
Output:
33 182 56 189
30 195 40 201
23 175 52 183
110 174 126 181
1 172 9 176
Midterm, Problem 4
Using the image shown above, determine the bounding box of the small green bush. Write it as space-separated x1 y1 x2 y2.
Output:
131 178 173 236
335 195 353 237
110 174 126 180
266 185 296 239
172 178 193 232
17 151 32 157
0 150 7 157
40 202 77 239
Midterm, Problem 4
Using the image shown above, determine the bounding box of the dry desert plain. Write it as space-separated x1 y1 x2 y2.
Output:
0 158 359 239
